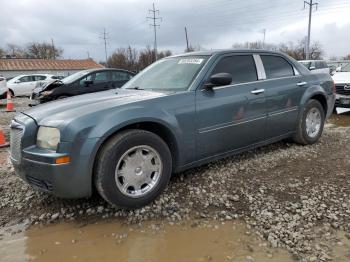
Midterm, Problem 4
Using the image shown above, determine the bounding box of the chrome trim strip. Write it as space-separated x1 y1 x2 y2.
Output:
198 115 266 134
205 75 303 92
253 54 266 80
268 107 299 117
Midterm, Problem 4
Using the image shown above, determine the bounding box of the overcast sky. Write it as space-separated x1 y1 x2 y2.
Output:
1 0 350 61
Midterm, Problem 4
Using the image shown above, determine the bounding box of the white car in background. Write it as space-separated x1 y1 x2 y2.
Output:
332 63 350 109
0 76 7 99
7 74 56 96
299 60 330 74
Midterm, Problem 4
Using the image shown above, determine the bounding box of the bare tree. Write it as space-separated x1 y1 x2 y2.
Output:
6 43 26 58
26 42 63 59
0 48 5 58
108 46 172 72
278 39 323 60
107 46 138 71
343 54 350 60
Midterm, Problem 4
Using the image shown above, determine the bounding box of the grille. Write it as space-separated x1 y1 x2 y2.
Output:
335 85 350 96
26 176 53 191
10 123 24 162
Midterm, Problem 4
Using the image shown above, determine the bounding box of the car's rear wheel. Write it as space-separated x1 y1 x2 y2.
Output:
293 99 325 145
94 129 172 209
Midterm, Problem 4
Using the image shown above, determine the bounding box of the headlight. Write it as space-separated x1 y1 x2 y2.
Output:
42 90 53 96
37 126 60 151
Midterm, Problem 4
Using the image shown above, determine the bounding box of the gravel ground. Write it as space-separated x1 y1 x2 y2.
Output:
0 98 350 261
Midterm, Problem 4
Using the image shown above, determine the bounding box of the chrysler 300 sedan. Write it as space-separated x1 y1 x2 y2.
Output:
11 50 335 209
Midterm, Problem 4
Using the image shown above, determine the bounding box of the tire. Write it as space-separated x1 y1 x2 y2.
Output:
94 129 172 209
293 99 325 145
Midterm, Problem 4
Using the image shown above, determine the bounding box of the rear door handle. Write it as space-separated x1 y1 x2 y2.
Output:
251 89 265 95
297 81 307 86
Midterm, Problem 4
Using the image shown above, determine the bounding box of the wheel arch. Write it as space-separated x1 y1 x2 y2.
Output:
91 120 180 182
309 93 328 114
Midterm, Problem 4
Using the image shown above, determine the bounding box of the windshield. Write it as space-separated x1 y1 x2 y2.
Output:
122 56 209 91
61 70 91 84
340 63 350 72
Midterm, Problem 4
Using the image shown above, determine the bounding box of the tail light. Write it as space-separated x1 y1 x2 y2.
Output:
332 81 336 94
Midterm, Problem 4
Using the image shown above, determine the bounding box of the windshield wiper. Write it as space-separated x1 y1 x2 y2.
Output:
125 86 144 90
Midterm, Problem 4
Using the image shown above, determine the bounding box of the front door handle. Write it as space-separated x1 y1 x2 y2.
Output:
297 81 307 86
251 89 265 95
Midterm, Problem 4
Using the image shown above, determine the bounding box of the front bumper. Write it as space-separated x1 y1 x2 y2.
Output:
335 94 350 108
10 115 98 199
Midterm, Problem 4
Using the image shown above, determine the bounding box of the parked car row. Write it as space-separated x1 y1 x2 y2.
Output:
30 68 135 105
0 69 135 103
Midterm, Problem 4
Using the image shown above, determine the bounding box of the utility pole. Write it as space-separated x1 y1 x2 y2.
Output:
304 0 318 60
87 51 90 59
147 3 162 61
262 29 266 49
51 38 55 59
100 28 109 66
185 27 189 51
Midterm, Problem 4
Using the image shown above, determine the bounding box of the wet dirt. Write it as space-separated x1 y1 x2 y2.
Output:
1 98 350 261
328 110 350 127
1 220 294 262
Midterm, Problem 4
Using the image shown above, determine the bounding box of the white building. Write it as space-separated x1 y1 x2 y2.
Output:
0 58 103 78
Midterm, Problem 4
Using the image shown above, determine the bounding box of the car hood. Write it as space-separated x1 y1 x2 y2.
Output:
332 72 350 84
22 89 167 125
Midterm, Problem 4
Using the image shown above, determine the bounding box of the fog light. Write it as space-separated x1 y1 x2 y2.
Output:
55 156 70 164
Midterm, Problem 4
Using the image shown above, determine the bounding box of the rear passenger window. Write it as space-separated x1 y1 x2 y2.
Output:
261 55 294 79
211 55 257 84
111 71 133 81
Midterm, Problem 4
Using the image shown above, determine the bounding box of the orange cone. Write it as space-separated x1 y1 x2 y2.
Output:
6 90 15 112
0 128 9 148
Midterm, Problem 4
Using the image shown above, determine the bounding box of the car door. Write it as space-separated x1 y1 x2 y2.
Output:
195 54 267 160
91 71 110 92
259 54 307 139
110 71 133 88
75 72 106 95
15 75 36 96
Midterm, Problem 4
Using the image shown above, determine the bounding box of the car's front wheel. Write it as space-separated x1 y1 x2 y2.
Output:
94 129 172 209
293 99 325 145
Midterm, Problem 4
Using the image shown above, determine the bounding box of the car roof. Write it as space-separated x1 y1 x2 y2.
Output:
83 68 135 75
170 49 288 58
299 60 325 62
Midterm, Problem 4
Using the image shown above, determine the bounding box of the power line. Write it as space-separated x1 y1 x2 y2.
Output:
147 3 162 61
304 0 318 60
100 28 109 65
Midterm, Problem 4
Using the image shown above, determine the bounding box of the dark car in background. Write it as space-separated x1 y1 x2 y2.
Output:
30 68 135 104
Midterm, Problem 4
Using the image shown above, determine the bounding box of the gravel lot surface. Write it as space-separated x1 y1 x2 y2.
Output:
0 98 349 261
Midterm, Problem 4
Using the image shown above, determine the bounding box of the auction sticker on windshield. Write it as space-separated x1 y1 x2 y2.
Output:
178 58 204 64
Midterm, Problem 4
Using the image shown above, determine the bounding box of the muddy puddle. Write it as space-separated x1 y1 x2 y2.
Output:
329 109 350 127
0 220 295 262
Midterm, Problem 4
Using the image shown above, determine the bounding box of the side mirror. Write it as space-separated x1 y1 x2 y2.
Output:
14 80 21 84
336 67 341 72
309 66 316 70
84 80 93 86
204 73 232 89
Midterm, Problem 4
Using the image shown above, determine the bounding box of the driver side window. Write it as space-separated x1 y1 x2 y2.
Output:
210 55 258 85
79 74 94 86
